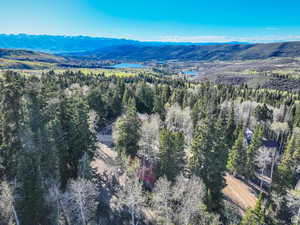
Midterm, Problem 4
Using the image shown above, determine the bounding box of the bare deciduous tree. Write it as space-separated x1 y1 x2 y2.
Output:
47 181 71 225
165 104 193 145
151 173 213 225
152 177 174 225
173 174 205 225
287 188 300 225
113 161 145 225
63 179 98 225
223 199 241 225
235 101 258 128
256 147 272 188
0 181 19 225
138 114 160 162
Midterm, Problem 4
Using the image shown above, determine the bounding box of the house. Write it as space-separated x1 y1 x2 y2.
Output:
136 153 157 190
245 128 254 143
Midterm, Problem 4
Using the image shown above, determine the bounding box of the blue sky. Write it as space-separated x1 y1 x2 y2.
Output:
1 0 300 42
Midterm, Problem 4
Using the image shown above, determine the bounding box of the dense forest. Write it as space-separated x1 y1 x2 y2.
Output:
0 70 300 225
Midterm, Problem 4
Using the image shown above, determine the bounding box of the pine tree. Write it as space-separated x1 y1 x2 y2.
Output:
245 124 263 180
293 103 300 128
225 103 236 148
16 149 50 225
273 129 300 195
159 128 185 181
161 85 171 105
15 87 52 225
55 92 96 189
114 104 141 157
227 127 246 176
255 103 273 123
135 82 154 114
122 88 133 106
240 195 266 225
153 94 165 120
190 117 226 212
0 71 24 179
292 129 300 169
111 90 122 117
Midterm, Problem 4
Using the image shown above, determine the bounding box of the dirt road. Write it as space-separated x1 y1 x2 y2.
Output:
223 174 257 212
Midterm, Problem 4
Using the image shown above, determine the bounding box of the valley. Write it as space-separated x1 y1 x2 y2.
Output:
1 35 300 225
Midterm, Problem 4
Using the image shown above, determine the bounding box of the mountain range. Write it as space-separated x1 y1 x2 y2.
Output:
68 41 300 61
1 34 300 63
0 34 247 53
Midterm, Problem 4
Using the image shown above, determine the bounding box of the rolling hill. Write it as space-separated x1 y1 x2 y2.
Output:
0 48 111 69
71 41 300 61
0 48 66 63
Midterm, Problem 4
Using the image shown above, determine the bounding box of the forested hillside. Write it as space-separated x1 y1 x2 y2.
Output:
0 34 140 53
74 42 300 61
0 49 116 69
1 70 300 225
0 34 246 53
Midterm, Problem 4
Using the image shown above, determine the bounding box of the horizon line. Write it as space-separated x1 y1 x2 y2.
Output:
2 32 300 44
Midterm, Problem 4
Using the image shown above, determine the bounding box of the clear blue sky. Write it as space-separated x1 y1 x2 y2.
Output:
1 0 300 42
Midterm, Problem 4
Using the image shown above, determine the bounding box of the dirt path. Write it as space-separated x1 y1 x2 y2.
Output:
92 120 257 215
223 174 257 212
91 142 119 174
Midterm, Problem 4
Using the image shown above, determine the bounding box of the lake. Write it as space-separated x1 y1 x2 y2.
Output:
112 63 145 69
183 70 198 75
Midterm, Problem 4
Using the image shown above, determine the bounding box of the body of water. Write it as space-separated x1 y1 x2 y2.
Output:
183 70 198 75
112 63 145 69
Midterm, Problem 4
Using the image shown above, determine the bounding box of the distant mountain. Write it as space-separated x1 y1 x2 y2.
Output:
0 48 112 69
0 34 247 53
0 34 141 53
2 34 299 63
0 48 66 62
71 41 300 61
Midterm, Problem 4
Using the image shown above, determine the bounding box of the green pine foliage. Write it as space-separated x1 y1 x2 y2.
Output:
240 195 267 225
0 68 299 225
0 71 24 179
158 128 185 181
190 117 227 212
245 124 264 180
226 103 236 148
227 127 246 176
114 105 141 157
255 103 273 123
272 129 300 195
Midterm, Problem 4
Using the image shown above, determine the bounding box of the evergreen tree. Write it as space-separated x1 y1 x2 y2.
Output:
293 103 300 128
114 104 141 157
16 149 50 225
190 117 227 212
158 128 185 181
55 92 96 189
272 129 300 195
161 85 171 105
111 89 122 117
225 103 236 148
0 71 24 179
245 124 263 180
240 195 266 225
255 104 273 123
191 100 204 127
227 127 246 176
16 87 52 225
135 82 154 114
122 88 133 106
153 94 166 120
87 88 105 114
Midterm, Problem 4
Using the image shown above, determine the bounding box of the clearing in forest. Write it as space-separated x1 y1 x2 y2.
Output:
223 174 258 212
